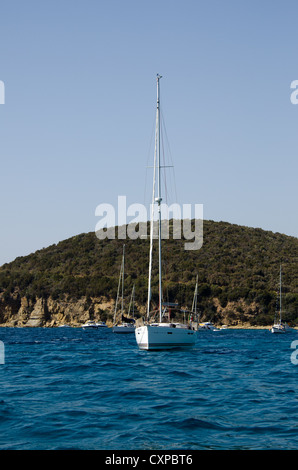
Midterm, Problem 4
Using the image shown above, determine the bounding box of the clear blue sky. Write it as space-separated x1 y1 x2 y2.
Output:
0 0 297 265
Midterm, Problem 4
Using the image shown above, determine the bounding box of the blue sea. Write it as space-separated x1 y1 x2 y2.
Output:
0 327 298 450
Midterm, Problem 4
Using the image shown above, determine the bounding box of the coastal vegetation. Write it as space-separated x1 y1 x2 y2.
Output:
0 220 297 326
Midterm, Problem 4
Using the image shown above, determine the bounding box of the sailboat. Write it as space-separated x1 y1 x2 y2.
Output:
135 75 197 350
270 265 291 334
191 274 218 331
191 275 199 322
113 245 135 334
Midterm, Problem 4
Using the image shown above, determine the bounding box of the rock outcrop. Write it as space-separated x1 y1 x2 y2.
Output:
0 291 261 328
0 294 117 327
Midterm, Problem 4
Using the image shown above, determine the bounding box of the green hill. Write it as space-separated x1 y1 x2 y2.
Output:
0 220 297 327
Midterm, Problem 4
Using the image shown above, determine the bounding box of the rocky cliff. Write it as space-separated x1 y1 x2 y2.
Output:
0 294 117 327
0 292 267 328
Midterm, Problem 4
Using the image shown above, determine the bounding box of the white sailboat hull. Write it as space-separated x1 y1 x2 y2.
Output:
135 324 197 350
271 324 286 334
270 322 292 334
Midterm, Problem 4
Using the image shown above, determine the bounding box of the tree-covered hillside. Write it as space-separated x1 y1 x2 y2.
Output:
0 220 297 326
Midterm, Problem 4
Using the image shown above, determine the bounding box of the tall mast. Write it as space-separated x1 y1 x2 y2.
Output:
132 283 135 318
192 275 198 314
147 85 158 319
121 244 125 317
147 74 162 321
279 264 282 323
156 74 163 322
114 245 124 325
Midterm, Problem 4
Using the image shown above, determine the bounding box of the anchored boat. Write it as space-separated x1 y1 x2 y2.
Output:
135 75 197 350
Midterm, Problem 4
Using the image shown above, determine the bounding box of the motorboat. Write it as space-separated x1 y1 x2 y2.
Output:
198 322 219 331
82 320 107 329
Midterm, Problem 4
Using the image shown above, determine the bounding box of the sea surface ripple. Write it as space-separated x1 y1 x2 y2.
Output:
0 327 298 450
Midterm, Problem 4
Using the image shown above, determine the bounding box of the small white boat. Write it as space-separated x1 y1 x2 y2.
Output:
270 323 286 334
112 322 135 334
271 322 292 334
271 265 291 334
82 321 98 329
198 322 219 331
82 320 107 329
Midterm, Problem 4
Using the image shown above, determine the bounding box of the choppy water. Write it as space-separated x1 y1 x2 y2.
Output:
0 327 298 450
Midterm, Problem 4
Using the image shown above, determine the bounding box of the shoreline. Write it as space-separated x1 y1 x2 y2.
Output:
0 324 296 330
